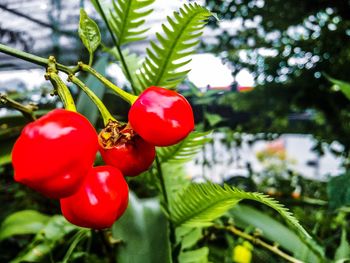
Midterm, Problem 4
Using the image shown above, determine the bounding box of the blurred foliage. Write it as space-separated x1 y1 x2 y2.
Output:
199 0 350 254
112 193 171 263
204 0 350 154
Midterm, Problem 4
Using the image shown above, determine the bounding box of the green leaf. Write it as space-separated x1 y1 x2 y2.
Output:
170 183 310 240
11 243 52 263
157 131 211 164
61 230 91 263
335 259 350 263
0 210 50 241
179 247 209 263
79 8 101 65
109 0 155 45
327 173 350 209
175 227 208 263
76 56 108 125
205 112 223 127
325 74 350 101
112 192 171 263
138 3 212 89
156 163 190 208
182 228 202 249
230 205 324 262
335 228 350 261
11 215 79 263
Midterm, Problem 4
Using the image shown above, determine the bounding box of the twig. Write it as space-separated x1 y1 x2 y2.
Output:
0 93 37 121
223 225 303 263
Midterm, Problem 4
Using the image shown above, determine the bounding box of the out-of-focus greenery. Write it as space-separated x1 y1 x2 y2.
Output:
204 0 350 154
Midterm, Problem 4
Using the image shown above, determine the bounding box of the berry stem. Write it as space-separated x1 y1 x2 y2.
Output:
69 74 116 126
79 62 138 105
46 57 77 112
0 93 37 121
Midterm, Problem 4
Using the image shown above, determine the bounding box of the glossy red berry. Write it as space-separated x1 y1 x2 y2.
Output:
100 136 155 176
128 86 194 146
60 166 129 229
98 122 156 177
12 109 98 199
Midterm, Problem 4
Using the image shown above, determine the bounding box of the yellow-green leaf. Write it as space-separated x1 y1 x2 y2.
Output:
79 8 101 65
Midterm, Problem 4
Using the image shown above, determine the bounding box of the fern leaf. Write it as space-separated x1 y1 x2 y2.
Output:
109 0 155 46
157 131 211 164
104 47 142 90
170 183 310 239
138 3 212 90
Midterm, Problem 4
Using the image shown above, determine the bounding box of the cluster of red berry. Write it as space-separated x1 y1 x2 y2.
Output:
12 86 194 229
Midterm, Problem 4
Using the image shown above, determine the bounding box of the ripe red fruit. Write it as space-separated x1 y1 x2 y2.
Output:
12 109 98 199
98 121 155 177
60 166 129 229
128 86 194 146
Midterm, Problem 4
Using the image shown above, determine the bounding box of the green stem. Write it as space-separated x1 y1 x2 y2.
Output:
155 156 178 263
46 56 77 111
62 229 90 263
79 62 137 104
88 52 94 67
0 43 76 74
93 0 137 94
69 74 116 126
47 73 77 111
155 156 169 210
0 93 37 121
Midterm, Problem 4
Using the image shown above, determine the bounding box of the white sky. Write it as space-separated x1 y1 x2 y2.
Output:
187 54 255 88
187 54 233 87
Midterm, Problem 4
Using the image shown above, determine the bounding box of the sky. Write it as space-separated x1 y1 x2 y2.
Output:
187 54 255 88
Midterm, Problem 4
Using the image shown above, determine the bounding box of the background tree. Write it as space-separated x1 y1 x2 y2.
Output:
204 0 350 154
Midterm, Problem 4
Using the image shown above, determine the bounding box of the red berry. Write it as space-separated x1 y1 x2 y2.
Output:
98 121 155 177
60 166 129 229
12 109 98 199
128 86 194 146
